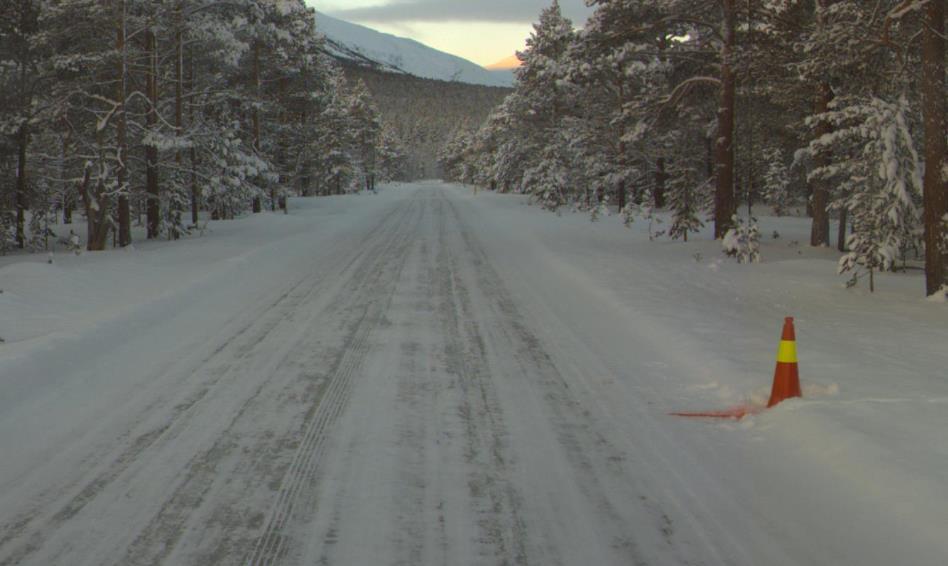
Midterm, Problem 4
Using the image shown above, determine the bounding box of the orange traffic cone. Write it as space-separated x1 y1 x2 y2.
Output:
767 317 802 407
671 317 802 420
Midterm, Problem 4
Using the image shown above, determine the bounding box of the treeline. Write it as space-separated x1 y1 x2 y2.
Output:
0 0 406 254
344 64 510 179
441 0 946 296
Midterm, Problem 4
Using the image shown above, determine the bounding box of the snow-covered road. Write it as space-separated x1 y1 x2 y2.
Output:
2 183 946 566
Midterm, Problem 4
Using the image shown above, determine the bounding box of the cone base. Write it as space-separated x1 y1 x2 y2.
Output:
768 362 801 408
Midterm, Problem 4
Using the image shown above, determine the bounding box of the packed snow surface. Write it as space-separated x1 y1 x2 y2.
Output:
315 12 514 88
0 183 945 565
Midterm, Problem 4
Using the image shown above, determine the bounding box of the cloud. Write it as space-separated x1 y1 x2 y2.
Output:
325 0 593 25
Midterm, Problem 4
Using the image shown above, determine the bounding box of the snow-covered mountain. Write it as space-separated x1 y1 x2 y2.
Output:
315 12 514 88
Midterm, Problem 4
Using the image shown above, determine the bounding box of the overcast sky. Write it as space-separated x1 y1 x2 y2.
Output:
305 0 594 67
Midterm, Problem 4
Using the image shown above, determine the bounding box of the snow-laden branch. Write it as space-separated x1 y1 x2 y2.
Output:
660 76 722 110
883 0 933 44
887 0 932 21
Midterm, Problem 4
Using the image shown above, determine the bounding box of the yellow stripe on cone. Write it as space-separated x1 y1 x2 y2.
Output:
776 340 797 364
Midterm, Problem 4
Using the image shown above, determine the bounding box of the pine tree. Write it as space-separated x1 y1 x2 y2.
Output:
762 148 792 217
666 162 708 242
377 125 407 183
346 80 382 191
507 1 576 204
809 96 923 291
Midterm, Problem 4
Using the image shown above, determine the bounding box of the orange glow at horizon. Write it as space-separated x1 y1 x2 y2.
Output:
485 54 521 70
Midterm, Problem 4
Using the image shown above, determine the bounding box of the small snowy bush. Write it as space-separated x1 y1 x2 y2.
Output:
589 196 610 222
722 215 761 264
619 203 636 228
0 211 15 256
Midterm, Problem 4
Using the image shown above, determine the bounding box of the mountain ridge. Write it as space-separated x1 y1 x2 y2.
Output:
315 12 514 88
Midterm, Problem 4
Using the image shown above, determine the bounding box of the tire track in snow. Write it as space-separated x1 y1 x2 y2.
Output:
0 196 418 566
244 193 423 566
448 193 746 565
442 194 671 566
0 200 411 563
433 193 531 566
125 198 422 566
296 190 469 566
0 262 332 566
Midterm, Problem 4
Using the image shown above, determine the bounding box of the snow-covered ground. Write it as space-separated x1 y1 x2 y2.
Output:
0 182 945 565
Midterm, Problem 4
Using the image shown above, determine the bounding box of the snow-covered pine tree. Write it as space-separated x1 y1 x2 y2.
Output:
0 187 17 255
40 0 128 250
522 132 572 211
809 95 923 292
437 126 473 184
343 80 381 191
468 97 529 193
0 0 48 250
377 125 408 183
793 1 901 248
569 9 642 211
0 0 377 256
314 67 358 196
266 1 326 207
507 1 576 205
762 148 792 217
665 166 708 243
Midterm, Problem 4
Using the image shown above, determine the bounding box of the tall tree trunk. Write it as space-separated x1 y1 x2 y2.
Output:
655 35 669 211
837 208 848 252
922 0 946 295
714 0 737 239
145 27 160 239
14 9 32 250
187 40 200 225
116 0 131 247
615 83 627 211
252 38 263 214
169 1 183 238
175 2 183 171
15 124 28 249
810 81 833 247
82 167 111 251
61 133 72 224
808 0 834 247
